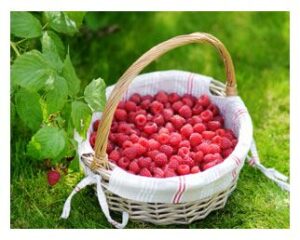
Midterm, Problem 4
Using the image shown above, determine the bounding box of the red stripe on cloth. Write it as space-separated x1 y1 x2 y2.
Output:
175 176 186 203
232 170 237 179
232 155 241 166
173 176 183 203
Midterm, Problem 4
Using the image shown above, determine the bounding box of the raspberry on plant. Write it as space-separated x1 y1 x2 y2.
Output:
47 170 60 186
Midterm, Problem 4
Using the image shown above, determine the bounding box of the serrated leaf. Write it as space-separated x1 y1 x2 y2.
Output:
62 54 80 97
27 126 66 160
46 31 66 60
71 101 91 138
45 76 68 114
84 78 106 111
44 12 81 36
11 50 56 91
15 88 43 131
11 12 42 38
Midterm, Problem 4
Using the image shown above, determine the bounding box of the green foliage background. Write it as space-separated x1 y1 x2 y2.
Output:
11 12 289 228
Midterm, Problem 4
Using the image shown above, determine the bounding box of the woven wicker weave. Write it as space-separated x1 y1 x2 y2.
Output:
83 32 240 225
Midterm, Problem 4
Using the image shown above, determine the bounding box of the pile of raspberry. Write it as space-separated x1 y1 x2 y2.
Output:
90 91 237 178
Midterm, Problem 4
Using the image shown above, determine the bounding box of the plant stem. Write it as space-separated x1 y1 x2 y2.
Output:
10 42 20 57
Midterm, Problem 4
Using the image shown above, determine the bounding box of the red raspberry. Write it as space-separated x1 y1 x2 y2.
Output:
47 170 60 186
178 147 190 158
165 122 175 132
144 122 158 135
139 168 152 177
124 100 137 112
115 109 127 121
197 142 210 154
141 94 153 101
164 168 177 177
137 157 152 168
212 135 222 145
109 149 121 162
194 151 204 162
179 140 191 148
148 139 160 150
122 146 138 160
193 123 206 133
140 99 151 110
213 116 224 126
180 157 195 167
189 133 202 147
153 114 165 126
207 143 221 154
130 134 139 143
154 153 168 167
117 157 130 169
146 114 153 121
150 101 164 114
129 161 140 174
202 131 216 140
232 139 238 147
169 155 181 169
93 119 101 131
128 112 137 123
220 137 233 149
189 116 202 125
182 94 195 107
138 137 149 149
148 150 160 160
207 103 219 116
115 133 129 146
168 92 180 103
117 122 132 134
207 121 221 131
157 133 170 144
159 127 169 134
191 166 201 174
89 132 97 148
106 142 114 154
216 129 226 136
222 148 234 158
110 121 118 132
159 144 174 157
129 93 141 104
170 115 185 129
202 160 218 171
117 101 125 109
135 114 147 126
178 105 192 119
224 129 236 140
192 103 204 115
163 108 174 121
180 123 194 138
132 143 147 156
198 94 211 107
200 110 213 122
177 164 190 175
169 132 182 147
164 102 171 108
153 167 165 178
172 101 184 112
203 153 223 163
155 91 169 103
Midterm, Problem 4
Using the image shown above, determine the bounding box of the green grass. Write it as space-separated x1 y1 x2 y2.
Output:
11 12 289 228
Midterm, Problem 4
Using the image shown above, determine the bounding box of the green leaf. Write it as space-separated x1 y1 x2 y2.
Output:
64 12 86 28
69 155 80 172
11 12 42 38
44 12 83 36
15 88 43 131
62 54 80 97
45 76 68 114
46 31 66 60
11 50 56 91
84 78 106 111
27 126 66 160
71 101 91 138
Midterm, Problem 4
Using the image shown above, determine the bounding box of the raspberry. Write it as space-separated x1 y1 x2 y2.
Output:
216 129 226 136
107 142 114 154
194 151 204 162
115 109 127 121
164 102 171 108
202 131 216 140
150 101 164 114
169 132 182 147
170 115 185 129
178 147 190 158
168 92 180 103
169 155 181 169
192 103 204 115
165 122 175 132
191 166 200 174
198 94 211 107
138 137 149 149
137 157 152 168
197 142 210 154
182 94 195 107
135 114 147 126
117 122 132 134
189 133 202 147
144 122 158 135
154 153 168 167
128 112 137 123
110 121 118 132
222 148 233 158
200 110 213 122
207 143 221 154
93 119 101 131
140 99 151 110
47 170 60 186
180 157 195 167
232 139 238 147
132 143 147 156
153 167 164 178
177 164 190 175
178 140 191 148
148 139 160 150
153 114 165 126
146 113 153 121
139 168 152 177
141 94 153 101
89 132 97 148
180 123 194 138
115 133 129 146
172 101 184 112
122 146 138 160
159 144 174 157
213 116 224 126
203 153 223 163
163 108 174 121
207 104 219 116
155 91 169 103
124 100 137 112
130 134 139 143
117 101 125 109
129 161 140 174
207 121 221 131
193 123 206 133
148 150 160 160
159 127 169 134
164 168 177 177
109 149 121 162
157 133 170 144
202 160 218 171
118 157 130 169
178 105 192 119
212 135 222 145
129 93 141 104
224 129 236 140
189 116 202 125
220 137 233 149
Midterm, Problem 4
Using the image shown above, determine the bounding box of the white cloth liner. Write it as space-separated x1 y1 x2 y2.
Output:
61 70 289 228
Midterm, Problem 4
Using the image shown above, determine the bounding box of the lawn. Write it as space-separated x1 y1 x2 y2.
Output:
11 12 290 228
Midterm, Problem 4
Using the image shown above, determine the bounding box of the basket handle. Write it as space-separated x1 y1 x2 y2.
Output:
92 32 237 170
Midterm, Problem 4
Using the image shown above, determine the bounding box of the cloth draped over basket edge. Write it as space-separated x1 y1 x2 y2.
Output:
60 70 289 228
